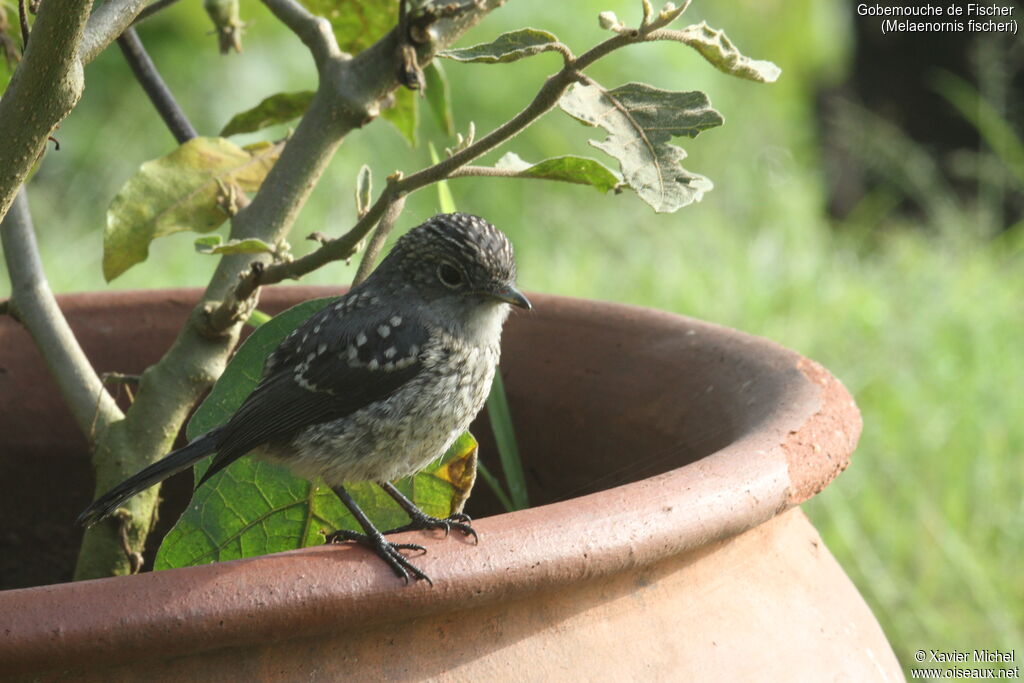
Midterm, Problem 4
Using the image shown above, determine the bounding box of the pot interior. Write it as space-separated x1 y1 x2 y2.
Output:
0 288 799 589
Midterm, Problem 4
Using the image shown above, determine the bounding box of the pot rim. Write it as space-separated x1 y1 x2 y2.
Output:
0 288 861 674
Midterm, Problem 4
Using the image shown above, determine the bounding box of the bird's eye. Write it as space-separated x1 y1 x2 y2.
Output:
437 263 464 288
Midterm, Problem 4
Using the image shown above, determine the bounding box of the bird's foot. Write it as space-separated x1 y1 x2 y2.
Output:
324 528 432 585
382 510 478 544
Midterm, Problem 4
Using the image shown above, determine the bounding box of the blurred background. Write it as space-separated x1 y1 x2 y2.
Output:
2 0 1021 673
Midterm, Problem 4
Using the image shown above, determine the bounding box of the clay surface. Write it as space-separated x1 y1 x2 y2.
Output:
0 288 898 680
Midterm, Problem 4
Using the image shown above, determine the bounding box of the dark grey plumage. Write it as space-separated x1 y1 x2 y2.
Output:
77 213 530 583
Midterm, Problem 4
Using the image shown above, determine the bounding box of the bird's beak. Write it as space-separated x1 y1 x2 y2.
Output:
488 284 532 310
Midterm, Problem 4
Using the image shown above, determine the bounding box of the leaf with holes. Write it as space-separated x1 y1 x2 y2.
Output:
440 28 561 63
153 297 479 569
104 137 282 281
675 22 781 83
220 91 314 136
559 81 723 213
495 152 621 193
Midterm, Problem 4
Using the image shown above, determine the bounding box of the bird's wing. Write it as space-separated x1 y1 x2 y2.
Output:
198 300 428 486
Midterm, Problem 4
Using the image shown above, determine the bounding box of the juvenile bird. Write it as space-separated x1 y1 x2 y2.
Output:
78 213 530 583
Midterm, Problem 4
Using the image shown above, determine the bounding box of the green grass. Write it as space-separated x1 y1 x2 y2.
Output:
1 0 1020 674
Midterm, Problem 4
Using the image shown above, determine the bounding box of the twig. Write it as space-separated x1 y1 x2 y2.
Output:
260 0 339 68
352 193 406 285
80 0 150 64
17 0 28 48
0 188 124 437
209 7 691 306
117 27 197 144
133 0 184 25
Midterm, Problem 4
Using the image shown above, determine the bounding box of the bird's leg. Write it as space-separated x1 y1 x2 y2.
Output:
377 481 478 544
326 484 432 585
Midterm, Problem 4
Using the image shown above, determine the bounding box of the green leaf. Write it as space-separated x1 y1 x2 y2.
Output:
440 28 561 64
424 62 454 136
194 235 277 255
154 297 479 570
559 81 723 213
381 85 419 146
677 22 781 83
104 137 283 281
428 143 456 213
495 152 621 193
220 91 314 137
486 370 528 510
0 3 20 94
300 0 396 54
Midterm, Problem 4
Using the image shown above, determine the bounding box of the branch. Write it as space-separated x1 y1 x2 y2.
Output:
134 0 184 25
80 0 149 64
1 188 124 437
352 193 406 285
260 0 339 69
208 8 698 297
0 1 94 223
117 27 197 144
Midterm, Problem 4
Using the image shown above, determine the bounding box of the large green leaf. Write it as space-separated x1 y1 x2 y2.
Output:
559 81 723 213
104 137 282 281
297 0 418 144
154 297 479 569
0 2 19 94
301 0 395 55
677 22 781 84
220 91 315 137
440 28 560 64
424 62 454 136
495 152 621 193
381 84 419 146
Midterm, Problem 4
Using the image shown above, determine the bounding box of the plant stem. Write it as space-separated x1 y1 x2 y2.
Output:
117 27 198 144
134 0 183 25
214 14 691 298
0 188 123 437
352 194 407 286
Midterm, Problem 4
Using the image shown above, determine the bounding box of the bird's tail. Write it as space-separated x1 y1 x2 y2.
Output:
76 431 219 527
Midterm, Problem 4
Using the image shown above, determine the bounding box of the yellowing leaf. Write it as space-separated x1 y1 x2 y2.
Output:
104 137 283 281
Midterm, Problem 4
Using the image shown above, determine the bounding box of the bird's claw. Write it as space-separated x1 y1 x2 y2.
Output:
382 511 478 544
325 528 432 585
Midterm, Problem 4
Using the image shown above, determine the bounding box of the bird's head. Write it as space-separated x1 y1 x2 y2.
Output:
373 213 530 340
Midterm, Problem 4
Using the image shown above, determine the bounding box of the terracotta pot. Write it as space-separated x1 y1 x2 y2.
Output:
0 288 901 680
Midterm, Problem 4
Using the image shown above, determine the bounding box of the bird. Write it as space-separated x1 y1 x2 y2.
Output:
77 212 531 583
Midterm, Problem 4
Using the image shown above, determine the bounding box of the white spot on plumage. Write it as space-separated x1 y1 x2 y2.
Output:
313 324 321 334
318 343 327 355
378 325 391 338
390 316 402 327
356 332 367 346
384 347 397 359
367 359 379 371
